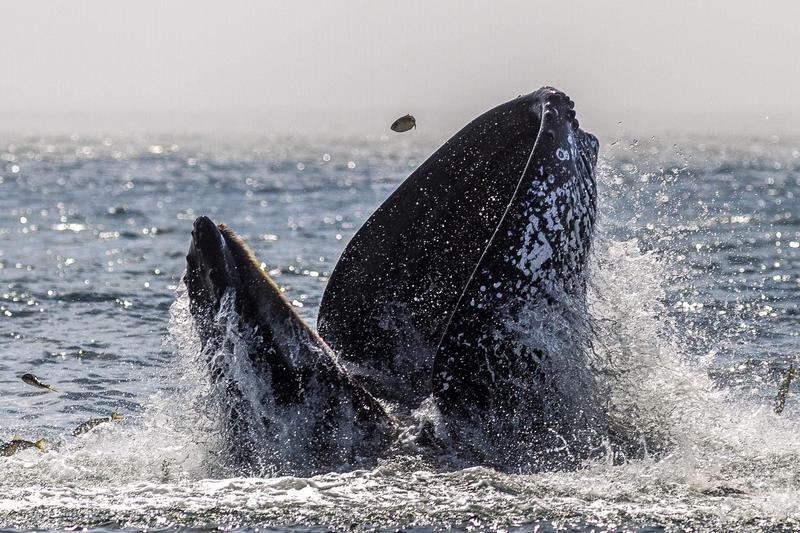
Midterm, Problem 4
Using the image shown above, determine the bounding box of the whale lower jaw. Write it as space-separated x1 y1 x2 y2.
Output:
185 220 396 476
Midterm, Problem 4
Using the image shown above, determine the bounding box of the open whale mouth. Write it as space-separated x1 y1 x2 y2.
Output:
182 87 605 473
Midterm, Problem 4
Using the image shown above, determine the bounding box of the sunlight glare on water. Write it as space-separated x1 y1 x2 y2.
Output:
0 132 798 531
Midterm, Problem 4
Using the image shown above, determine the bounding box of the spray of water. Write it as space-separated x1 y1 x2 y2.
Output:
2 151 799 530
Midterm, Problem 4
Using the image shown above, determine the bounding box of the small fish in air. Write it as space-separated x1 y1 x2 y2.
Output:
73 411 123 436
21 373 57 392
391 114 416 133
774 365 796 414
1 437 45 456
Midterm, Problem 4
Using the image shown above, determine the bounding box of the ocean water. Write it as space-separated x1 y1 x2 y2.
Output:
0 130 798 532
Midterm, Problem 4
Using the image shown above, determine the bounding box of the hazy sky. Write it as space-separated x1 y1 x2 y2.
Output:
2 1 799 133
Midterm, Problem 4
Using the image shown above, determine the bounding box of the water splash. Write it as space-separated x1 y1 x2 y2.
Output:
0 137 798 530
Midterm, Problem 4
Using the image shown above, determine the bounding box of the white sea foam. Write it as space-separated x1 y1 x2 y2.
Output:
0 151 798 531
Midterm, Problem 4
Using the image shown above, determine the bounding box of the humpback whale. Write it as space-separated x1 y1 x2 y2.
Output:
184 87 601 475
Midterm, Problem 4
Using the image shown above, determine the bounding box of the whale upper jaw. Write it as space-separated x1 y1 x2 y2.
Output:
318 86 600 409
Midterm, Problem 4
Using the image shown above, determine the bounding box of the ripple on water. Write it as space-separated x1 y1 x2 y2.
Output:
0 134 798 531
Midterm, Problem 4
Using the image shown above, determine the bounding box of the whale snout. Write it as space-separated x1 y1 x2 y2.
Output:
192 216 225 252
186 216 240 313
523 87 598 171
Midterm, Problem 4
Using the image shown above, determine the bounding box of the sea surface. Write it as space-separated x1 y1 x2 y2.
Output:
0 129 798 532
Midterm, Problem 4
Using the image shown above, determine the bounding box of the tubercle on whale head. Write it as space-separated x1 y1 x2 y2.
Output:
525 86 600 174
185 216 241 320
